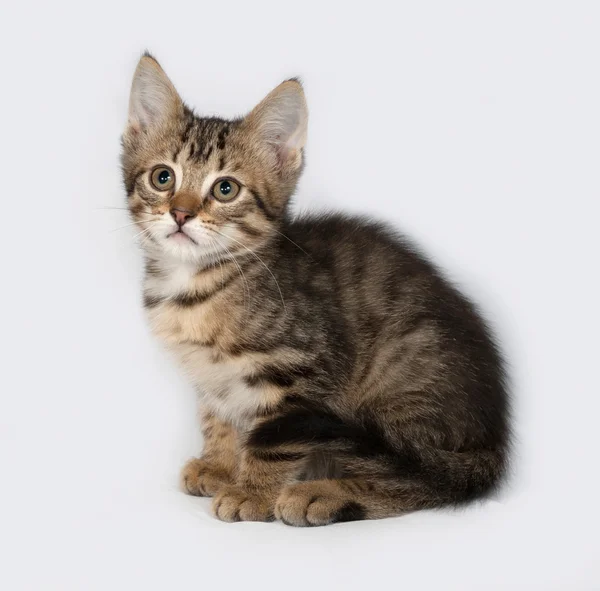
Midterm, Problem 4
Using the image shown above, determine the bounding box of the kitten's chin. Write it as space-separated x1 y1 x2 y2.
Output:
145 235 223 266
167 229 198 245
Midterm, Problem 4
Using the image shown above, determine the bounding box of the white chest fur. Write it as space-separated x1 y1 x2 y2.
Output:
171 343 265 428
144 259 199 299
143 259 269 428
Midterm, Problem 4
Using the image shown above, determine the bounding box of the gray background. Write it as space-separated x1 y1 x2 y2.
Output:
1 1 598 589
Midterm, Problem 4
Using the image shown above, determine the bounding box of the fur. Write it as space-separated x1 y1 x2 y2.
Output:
121 53 511 526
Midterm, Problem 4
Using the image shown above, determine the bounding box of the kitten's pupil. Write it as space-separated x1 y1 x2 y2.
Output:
158 170 171 184
220 181 231 195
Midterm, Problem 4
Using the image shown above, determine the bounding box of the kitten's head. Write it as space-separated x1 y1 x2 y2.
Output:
121 53 307 264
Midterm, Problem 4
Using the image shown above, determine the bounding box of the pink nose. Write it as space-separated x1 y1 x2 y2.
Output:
170 207 194 227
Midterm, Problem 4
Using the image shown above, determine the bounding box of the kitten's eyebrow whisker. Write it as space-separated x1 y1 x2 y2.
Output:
209 228 286 313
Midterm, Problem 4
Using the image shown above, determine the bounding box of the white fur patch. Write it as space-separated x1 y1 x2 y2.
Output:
144 257 273 428
145 259 198 299
172 344 266 429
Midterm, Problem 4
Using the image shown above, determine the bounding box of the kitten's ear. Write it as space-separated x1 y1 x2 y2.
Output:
245 79 308 171
127 53 182 133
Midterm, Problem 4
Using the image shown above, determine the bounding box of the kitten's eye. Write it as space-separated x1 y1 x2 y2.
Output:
150 166 175 191
211 178 241 202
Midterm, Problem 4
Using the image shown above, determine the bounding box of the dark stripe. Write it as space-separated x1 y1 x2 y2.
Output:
173 291 218 307
248 405 356 448
218 156 226 170
251 450 305 462
125 168 147 196
250 191 276 221
236 221 263 238
143 293 164 308
245 365 315 389
248 399 400 461
216 124 230 150
172 271 240 307
227 342 279 356
129 201 144 216
180 337 216 347
188 142 196 159
145 260 162 277
332 502 366 523
181 118 194 144
195 257 233 273
203 145 213 162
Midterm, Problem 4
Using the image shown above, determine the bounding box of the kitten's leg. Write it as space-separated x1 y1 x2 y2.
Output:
181 410 238 497
275 442 503 526
239 399 456 525
212 448 307 522
275 477 436 527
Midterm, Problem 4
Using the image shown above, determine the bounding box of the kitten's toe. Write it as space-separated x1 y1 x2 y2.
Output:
212 485 274 522
181 458 230 497
276 481 365 527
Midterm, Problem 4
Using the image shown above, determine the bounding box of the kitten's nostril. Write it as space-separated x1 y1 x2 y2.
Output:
170 207 194 227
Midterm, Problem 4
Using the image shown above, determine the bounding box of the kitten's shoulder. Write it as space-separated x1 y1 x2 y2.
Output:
284 211 422 257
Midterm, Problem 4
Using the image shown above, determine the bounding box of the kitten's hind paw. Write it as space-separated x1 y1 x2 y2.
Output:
181 458 231 497
275 481 366 527
212 485 275 522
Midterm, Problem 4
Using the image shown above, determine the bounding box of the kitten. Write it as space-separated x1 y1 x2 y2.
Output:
121 53 510 526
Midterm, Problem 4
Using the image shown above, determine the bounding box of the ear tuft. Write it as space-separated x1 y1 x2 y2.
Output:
245 79 308 170
127 54 182 132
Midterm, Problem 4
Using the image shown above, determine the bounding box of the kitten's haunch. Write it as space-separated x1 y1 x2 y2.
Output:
121 53 510 526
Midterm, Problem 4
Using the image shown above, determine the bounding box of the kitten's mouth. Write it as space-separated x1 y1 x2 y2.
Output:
167 229 198 245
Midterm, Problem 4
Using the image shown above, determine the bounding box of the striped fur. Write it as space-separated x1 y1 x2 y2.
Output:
121 54 511 526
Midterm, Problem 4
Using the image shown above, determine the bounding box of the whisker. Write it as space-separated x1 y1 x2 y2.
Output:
209 228 286 313
93 206 135 212
110 218 155 233
209 234 250 311
270 227 310 256
137 228 157 249
214 240 225 290
207 237 226 291
132 226 154 242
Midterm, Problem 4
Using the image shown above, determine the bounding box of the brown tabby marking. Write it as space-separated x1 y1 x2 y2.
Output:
122 53 511 526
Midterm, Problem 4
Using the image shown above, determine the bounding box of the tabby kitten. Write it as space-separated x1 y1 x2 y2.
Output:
121 53 510 526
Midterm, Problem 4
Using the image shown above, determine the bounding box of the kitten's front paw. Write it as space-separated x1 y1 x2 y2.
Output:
181 458 231 497
212 485 275 522
275 481 364 527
